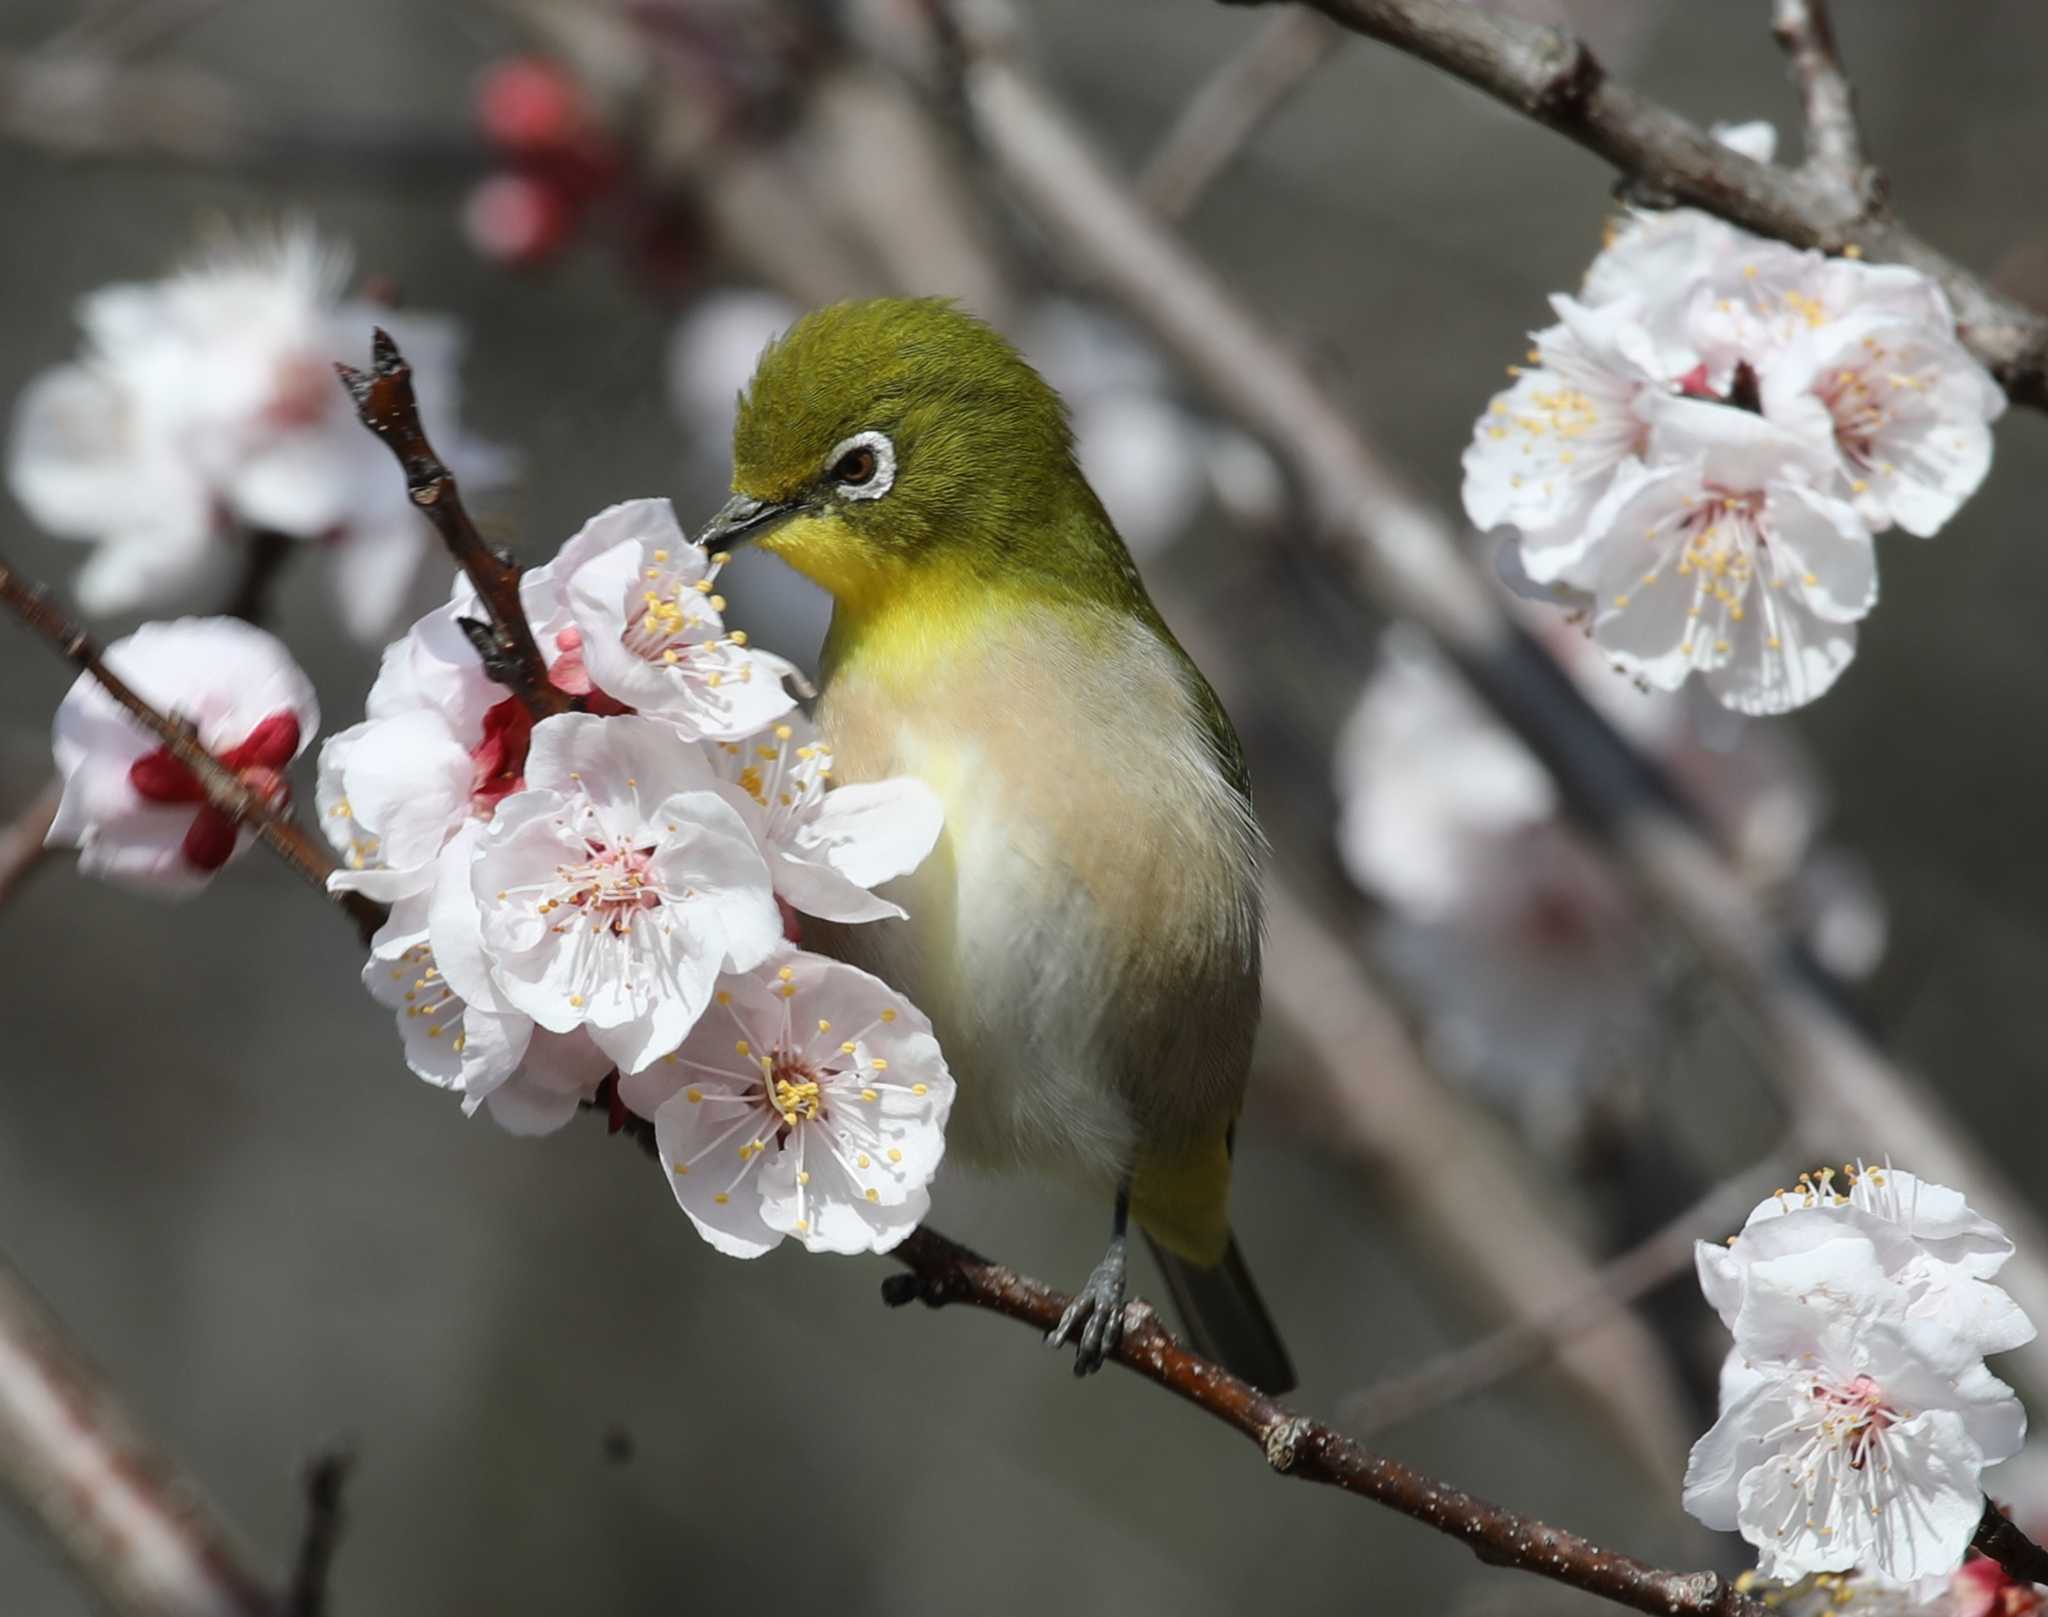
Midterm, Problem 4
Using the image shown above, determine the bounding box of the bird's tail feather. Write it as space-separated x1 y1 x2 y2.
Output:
1145 1230 1296 1394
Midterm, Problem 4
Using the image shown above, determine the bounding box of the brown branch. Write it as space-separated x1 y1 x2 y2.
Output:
1340 1155 1791 1439
1216 0 2048 410
884 1226 1768 1617
0 553 386 941
1769 0 1866 199
1138 8 1346 220
334 330 572 718
1974 1499 2048 1590
0 1246 281 1617
0 778 62 909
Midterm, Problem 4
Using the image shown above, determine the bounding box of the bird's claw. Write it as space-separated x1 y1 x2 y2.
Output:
1046 1244 1127 1377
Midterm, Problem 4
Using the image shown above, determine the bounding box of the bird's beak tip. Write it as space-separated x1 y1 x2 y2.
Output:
697 492 798 555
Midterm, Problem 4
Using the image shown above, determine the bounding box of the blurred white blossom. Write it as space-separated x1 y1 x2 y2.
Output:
619 951 954 1256
1688 1166 2030 1588
1334 623 1872 1140
668 288 801 449
48 617 317 894
1463 128 2003 714
8 225 513 639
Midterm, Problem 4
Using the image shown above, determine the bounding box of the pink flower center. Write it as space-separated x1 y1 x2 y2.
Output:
128 709 300 871
1810 1373 1897 1470
263 353 336 430
551 840 659 936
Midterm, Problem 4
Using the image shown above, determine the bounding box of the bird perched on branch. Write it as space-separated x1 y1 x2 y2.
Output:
697 297 1293 1391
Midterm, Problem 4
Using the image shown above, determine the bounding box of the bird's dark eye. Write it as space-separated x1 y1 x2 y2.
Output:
833 446 879 486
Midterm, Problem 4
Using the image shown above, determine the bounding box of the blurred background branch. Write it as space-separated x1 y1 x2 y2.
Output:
0 1248 280 1617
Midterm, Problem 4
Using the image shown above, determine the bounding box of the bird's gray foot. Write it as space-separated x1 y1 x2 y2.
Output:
1046 1236 1127 1377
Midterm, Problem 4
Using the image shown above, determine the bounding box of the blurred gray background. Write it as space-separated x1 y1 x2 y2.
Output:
2 2 2047 1613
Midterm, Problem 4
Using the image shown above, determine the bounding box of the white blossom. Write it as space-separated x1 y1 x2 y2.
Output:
1466 158 2002 714
48 617 318 894
1461 294 1665 564
618 951 954 1256
1574 395 1876 714
556 498 799 735
709 711 943 924
1333 624 1864 1139
1685 1228 2025 1586
7 225 512 639
1700 1167 2034 1358
431 712 782 1075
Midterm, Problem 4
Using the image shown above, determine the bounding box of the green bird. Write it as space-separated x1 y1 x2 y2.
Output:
696 297 1293 1391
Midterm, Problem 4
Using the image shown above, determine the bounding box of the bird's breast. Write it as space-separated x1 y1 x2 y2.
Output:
809 598 1261 1185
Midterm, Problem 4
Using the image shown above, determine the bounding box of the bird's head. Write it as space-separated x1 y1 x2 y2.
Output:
701 297 1138 614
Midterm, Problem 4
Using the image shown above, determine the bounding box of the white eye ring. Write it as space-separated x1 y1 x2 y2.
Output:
826 430 895 501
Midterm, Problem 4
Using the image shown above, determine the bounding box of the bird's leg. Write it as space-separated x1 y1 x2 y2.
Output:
1046 1177 1130 1377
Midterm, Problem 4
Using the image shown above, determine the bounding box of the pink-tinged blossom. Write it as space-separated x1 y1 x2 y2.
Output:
1576 396 1875 715
557 498 798 735
709 711 942 924
47 617 318 894
6 225 512 639
361 933 610 1135
1462 294 1665 563
1467 141 2001 714
619 951 953 1256
434 713 781 1075
1334 624 1868 1141
1685 1230 2025 1587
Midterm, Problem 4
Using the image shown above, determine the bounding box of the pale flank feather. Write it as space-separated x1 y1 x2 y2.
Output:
808 598 1261 1195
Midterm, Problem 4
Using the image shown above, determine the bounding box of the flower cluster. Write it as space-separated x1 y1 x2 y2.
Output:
6 225 512 640
1333 621 1880 1147
318 497 952 1254
1686 1165 2032 1588
1463 127 2003 714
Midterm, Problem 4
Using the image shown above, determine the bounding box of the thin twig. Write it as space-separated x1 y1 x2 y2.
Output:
1974 1498 2048 1589
285 1452 351 1617
1138 8 1345 220
0 554 386 940
0 779 62 909
1340 1154 1792 1438
1215 0 2048 409
1769 0 1866 199
334 332 572 719
884 1226 1768 1617
0 1247 280 1617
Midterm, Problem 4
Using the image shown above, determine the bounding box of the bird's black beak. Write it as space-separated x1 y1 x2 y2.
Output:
696 492 799 555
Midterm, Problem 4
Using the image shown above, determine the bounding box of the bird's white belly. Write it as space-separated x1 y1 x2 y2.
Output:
819 733 1137 1187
